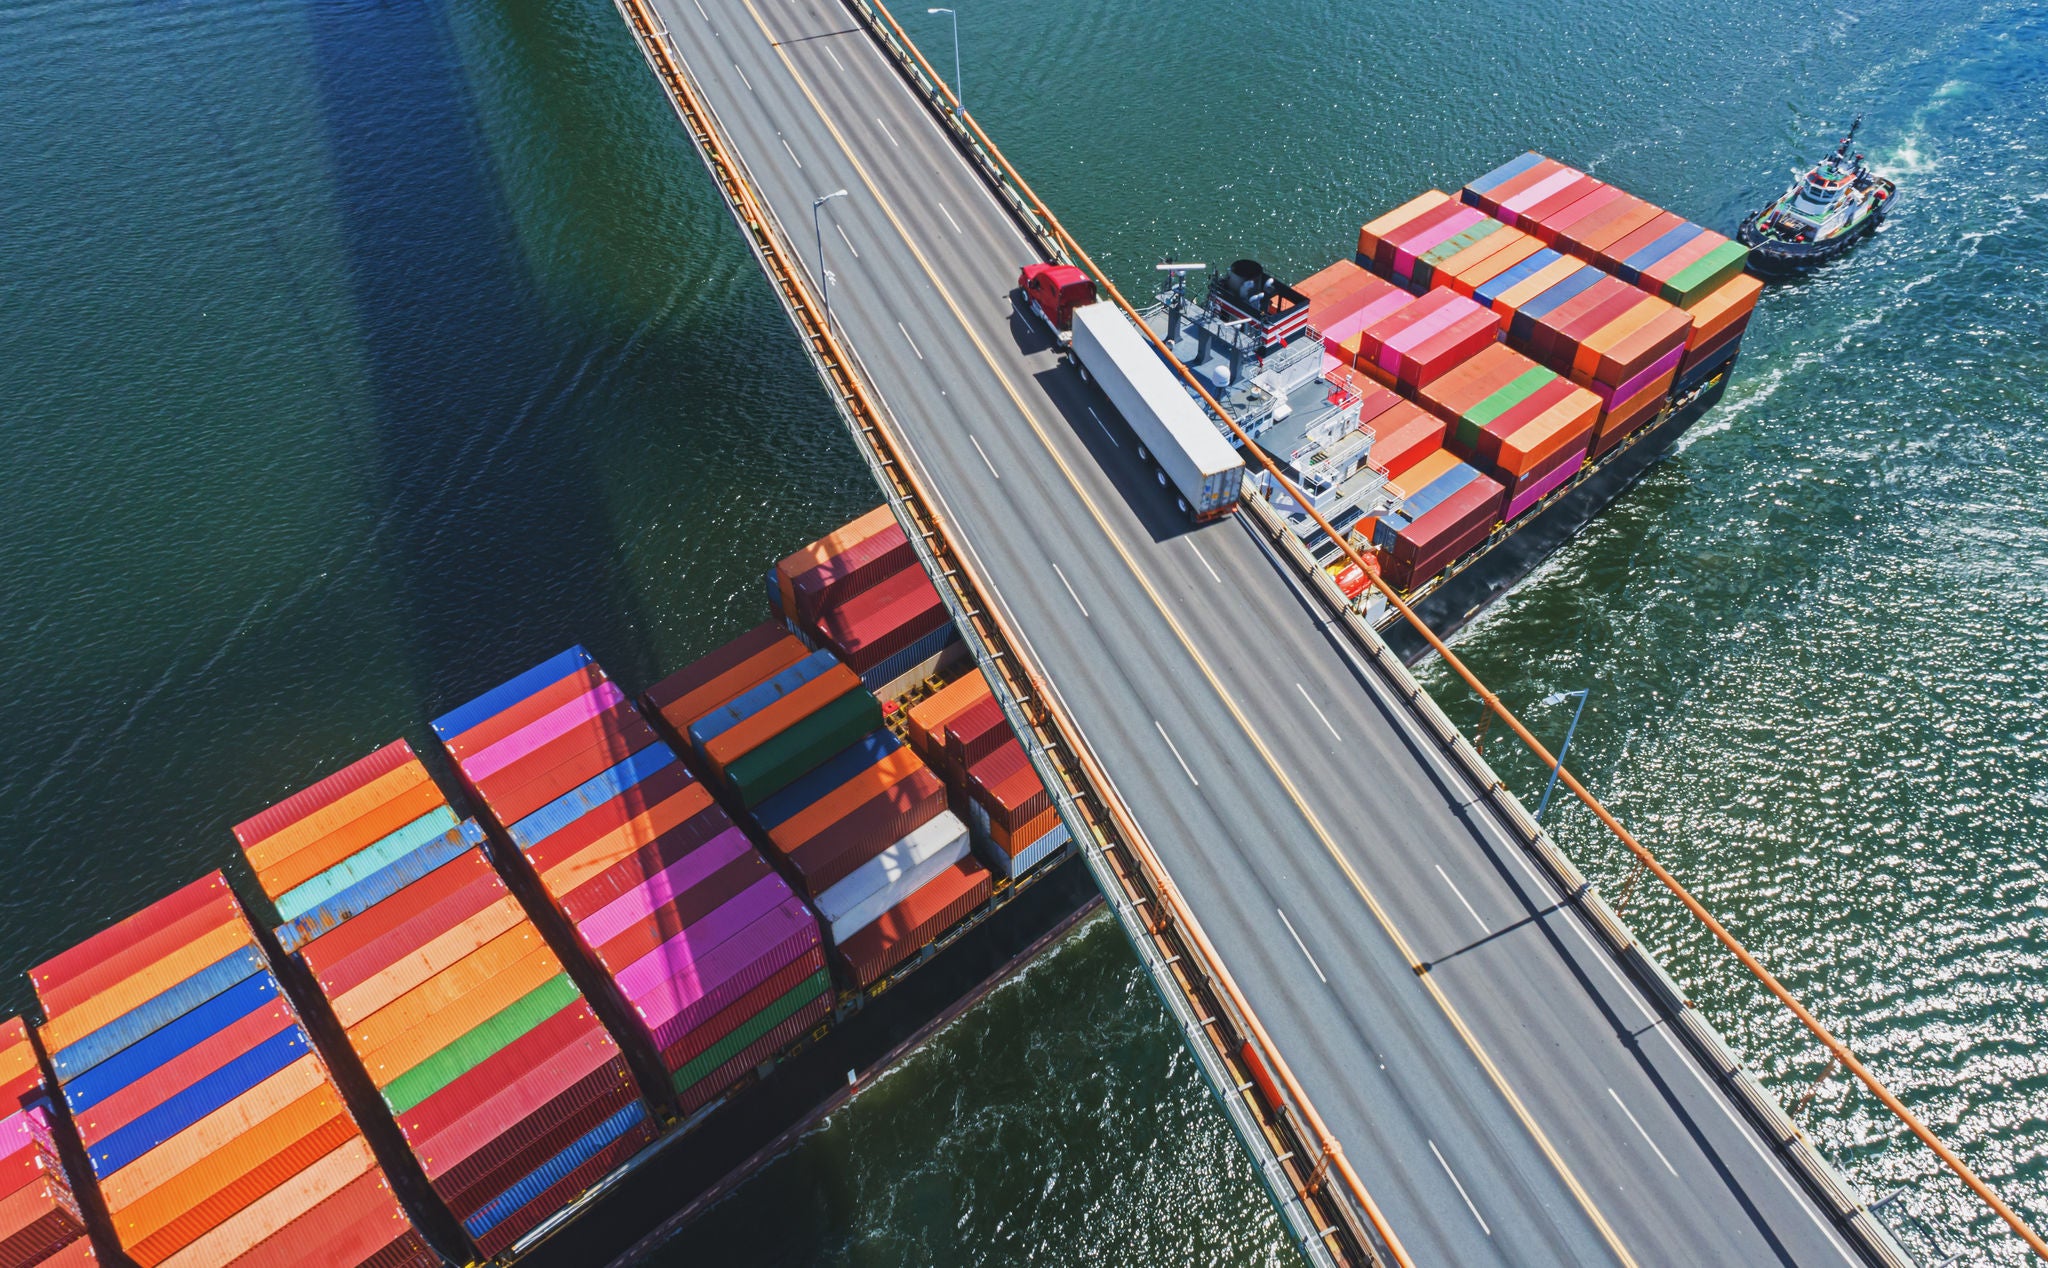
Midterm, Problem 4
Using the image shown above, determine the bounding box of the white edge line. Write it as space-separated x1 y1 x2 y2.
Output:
1276 908 1327 984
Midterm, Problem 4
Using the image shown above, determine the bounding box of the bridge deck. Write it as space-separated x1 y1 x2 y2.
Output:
634 0 1867 1261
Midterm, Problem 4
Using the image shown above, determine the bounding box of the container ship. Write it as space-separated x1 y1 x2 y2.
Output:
0 505 1095 1267
1047 152 1763 662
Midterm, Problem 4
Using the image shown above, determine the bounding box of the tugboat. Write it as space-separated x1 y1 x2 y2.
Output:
1739 116 1896 274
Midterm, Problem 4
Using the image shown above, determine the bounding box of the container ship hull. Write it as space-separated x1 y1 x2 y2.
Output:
1376 359 1732 664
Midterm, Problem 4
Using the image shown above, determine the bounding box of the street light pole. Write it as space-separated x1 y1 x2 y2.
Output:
812 189 848 325
927 7 960 114
1534 689 1590 824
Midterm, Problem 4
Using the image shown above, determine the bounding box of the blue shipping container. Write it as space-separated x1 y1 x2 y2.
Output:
462 1101 649 1237
1472 248 1564 309
750 731 901 831
1464 151 1545 197
1619 222 1705 283
276 820 485 954
434 646 594 742
62 970 283 1113
509 746 680 851
51 945 267 1082
89 1025 311 1176
687 650 840 750
859 623 958 694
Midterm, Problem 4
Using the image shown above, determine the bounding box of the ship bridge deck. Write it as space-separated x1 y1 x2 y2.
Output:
614 0 1908 1262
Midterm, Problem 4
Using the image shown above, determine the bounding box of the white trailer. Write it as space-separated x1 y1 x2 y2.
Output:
1070 303 1244 521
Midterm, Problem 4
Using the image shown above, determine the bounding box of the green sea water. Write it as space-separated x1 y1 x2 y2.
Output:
3 0 2043 1262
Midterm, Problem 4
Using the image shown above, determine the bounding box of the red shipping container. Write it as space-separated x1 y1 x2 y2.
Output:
296 848 493 971
440 1081 640 1220
30 873 234 1015
1463 158 1568 219
232 741 418 851
943 697 1011 774
1680 318 1749 377
397 1001 612 1149
1592 388 1668 457
469 1120 658 1260
432 1060 637 1200
472 703 658 808
658 947 828 1072
447 668 610 762
1538 183 1625 246
967 742 1051 833
1395 311 1501 389
219 1168 421 1268
1596 210 1689 273
310 869 507 1000
1558 192 1649 256
1365 403 1445 482
833 860 993 988
643 622 785 714
1516 175 1602 232
674 993 834 1114
1386 474 1505 580
473 726 659 829
783 768 948 896
0 1179 86 1268
522 764 705 881
814 566 947 672
589 861 776 977
788 524 914 627
557 802 736 921
1501 433 1591 498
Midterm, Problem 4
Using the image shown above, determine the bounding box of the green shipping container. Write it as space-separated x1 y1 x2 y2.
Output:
1456 367 1554 450
725 691 884 808
1661 241 1751 309
671 970 830 1094
381 972 583 1113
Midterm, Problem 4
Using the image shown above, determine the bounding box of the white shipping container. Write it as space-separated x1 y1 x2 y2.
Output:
1071 304 1244 520
815 812 971 943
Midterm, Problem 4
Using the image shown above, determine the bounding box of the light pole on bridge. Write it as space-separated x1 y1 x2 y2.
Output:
927 7 961 115
812 188 848 326
1534 689 1590 824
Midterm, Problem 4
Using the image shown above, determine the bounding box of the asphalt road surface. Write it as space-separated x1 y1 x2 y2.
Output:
636 0 1871 1261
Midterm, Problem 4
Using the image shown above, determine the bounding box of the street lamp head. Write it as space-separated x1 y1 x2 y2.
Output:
1541 690 1585 707
813 189 848 207
928 6 951 12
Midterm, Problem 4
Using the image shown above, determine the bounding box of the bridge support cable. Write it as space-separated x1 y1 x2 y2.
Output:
836 0 2048 1260
605 3 1400 1264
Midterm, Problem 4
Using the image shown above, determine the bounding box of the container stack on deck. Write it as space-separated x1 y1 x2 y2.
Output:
1289 156 1759 593
29 874 433 1268
1 1019 90 1267
232 743 648 1259
906 673 1070 883
767 506 963 699
437 649 830 1115
644 617 991 993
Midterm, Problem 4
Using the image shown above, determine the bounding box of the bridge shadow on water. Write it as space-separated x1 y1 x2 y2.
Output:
300 0 662 729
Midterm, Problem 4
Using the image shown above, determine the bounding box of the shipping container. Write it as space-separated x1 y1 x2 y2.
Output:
723 691 885 808
781 766 949 897
814 814 972 945
832 860 994 988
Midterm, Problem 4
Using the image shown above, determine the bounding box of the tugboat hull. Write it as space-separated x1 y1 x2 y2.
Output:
1738 205 1886 275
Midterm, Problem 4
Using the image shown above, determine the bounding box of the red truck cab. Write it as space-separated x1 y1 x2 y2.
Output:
1018 262 1097 338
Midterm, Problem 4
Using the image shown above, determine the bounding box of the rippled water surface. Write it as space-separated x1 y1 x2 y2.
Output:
4 0 2044 1261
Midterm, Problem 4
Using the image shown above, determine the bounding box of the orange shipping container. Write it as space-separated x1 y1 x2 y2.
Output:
256 779 450 899
701 664 863 772
1492 390 1601 476
769 748 930 855
1445 231 1543 296
538 782 718 899
905 672 992 759
1357 190 1451 264
358 945 562 1088
155 1137 374 1268
39 916 255 1052
123 1109 359 1265
1685 273 1764 347
346 924 550 1062
329 896 526 1027
655 638 811 735
99 1057 329 1212
241 761 431 876
1488 256 1584 320
991 806 1060 854
221 1167 415 1268
775 506 896 617
1569 297 1667 382
1595 308 1694 386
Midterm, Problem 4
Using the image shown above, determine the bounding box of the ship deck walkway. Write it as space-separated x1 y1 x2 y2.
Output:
617 0 1886 1261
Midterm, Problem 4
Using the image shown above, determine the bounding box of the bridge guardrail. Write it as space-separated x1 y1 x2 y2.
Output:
606 1 1396 1263
829 2 2048 1257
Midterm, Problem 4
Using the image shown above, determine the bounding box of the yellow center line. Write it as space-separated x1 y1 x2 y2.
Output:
730 2 1637 1260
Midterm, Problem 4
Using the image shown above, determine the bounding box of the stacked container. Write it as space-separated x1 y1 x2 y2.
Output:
1294 260 1416 371
0 1018 90 1267
438 650 830 1115
769 509 961 698
1344 288 1502 392
1464 153 1752 306
1416 343 1602 516
233 744 649 1259
647 629 988 991
1367 449 1506 592
29 874 434 1268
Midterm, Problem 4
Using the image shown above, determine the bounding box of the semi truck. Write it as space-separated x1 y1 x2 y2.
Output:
1069 301 1245 522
